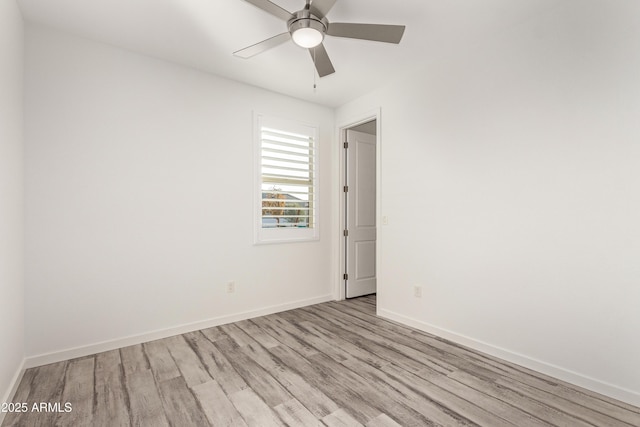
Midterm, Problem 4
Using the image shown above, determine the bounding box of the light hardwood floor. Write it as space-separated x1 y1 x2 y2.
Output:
3 295 639 426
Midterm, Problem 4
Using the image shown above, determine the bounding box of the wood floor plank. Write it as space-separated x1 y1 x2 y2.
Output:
183 330 248 395
338 357 475 427
323 301 457 361
213 338 293 408
366 414 403 427
119 344 150 375
16 361 68 427
56 358 95 427
93 350 131 427
192 380 248 427
200 325 228 343
164 334 212 387
96 348 121 369
157 376 210 427
268 315 351 363
273 398 319 426
124 369 169 427
310 353 454 427
441 343 637 422
322 409 365 427
251 315 320 358
381 363 517 427
275 304 321 323
219 323 255 347
448 369 596 427
143 339 181 383
298 306 433 374
495 375 638 427
298 320 391 368
241 341 340 418
267 345 382 424
235 318 282 349
313 303 456 374
413 366 552 427
30 361 69 399
490 366 640 425
228 388 285 427
345 299 378 316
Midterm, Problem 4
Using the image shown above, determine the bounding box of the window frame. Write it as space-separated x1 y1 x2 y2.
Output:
254 113 320 245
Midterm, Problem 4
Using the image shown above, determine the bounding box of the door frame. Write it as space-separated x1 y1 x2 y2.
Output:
334 108 382 301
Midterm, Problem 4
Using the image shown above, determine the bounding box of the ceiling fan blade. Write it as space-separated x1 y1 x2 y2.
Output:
309 43 335 77
233 32 291 58
309 0 337 19
242 0 294 21
327 23 406 44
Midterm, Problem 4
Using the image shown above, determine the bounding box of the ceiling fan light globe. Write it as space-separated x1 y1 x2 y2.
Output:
292 27 324 48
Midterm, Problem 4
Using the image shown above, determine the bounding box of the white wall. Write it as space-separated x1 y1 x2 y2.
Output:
0 0 25 408
0 0 25 409
337 0 640 405
24 25 335 361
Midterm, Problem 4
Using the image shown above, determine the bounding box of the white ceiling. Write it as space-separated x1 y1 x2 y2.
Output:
17 0 560 107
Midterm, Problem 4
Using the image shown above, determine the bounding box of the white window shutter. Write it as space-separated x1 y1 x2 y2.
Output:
255 114 319 244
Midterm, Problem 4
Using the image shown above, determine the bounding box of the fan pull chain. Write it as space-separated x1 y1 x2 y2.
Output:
313 47 317 92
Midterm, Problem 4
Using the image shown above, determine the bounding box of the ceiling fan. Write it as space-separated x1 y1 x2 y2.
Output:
234 0 406 77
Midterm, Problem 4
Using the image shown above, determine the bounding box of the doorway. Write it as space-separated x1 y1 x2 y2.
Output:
343 120 377 299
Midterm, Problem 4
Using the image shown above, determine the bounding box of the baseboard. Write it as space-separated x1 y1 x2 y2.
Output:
0 357 26 425
25 294 333 369
378 308 640 408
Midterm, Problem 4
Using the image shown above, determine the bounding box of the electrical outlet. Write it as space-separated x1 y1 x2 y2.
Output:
414 286 422 298
227 281 235 293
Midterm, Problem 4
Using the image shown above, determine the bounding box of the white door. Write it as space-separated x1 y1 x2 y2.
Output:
345 129 376 298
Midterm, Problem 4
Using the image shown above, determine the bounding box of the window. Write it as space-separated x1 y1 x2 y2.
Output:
255 114 319 244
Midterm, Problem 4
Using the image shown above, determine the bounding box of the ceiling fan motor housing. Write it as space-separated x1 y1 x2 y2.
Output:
288 10 328 47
